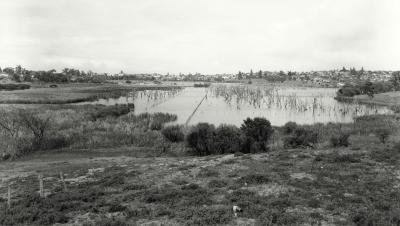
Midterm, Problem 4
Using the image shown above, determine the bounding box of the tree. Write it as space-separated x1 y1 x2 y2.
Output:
0 67 2 73
350 67 357 76
238 71 243 80
240 117 273 153
257 70 262 78
15 65 22 75
23 73 32 82
341 66 347 72
391 71 400 91
364 81 374 98
17 110 51 150
11 73 21 82
186 123 216 156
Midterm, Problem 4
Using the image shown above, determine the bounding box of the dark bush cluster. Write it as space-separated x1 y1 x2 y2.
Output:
150 113 178 130
337 81 394 98
186 117 273 155
240 117 274 153
282 121 297 135
330 133 350 147
283 127 319 149
0 83 30 91
90 104 132 120
375 128 391 144
162 125 184 142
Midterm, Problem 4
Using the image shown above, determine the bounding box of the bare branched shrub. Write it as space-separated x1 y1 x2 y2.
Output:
0 109 52 157
17 110 52 150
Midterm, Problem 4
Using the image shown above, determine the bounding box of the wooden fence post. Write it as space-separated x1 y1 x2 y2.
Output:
38 174 44 198
60 171 67 191
7 185 11 209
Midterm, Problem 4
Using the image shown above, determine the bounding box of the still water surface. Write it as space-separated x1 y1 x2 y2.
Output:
79 84 392 126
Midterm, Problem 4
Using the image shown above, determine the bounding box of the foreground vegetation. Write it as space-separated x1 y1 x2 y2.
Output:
0 99 399 225
0 130 399 225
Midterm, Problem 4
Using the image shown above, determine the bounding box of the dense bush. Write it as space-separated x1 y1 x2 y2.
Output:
283 127 319 149
240 117 273 153
186 118 273 155
337 85 361 97
337 81 394 98
90 105 132 120
375 128 391 143
41 134 70 150
213 124 242 154
282 121 297 135
186 123 216 156
162 125 184 142
0 83 30 91
330 133 350 147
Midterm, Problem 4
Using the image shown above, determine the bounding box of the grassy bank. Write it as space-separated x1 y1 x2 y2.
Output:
336 91 400 107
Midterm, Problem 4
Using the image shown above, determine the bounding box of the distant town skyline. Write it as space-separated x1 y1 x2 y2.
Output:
1 0 399 74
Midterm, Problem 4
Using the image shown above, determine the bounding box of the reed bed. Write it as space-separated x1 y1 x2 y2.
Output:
209 85 392 118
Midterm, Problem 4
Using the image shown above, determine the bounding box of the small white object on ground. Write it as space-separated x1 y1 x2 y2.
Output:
233 205 242 217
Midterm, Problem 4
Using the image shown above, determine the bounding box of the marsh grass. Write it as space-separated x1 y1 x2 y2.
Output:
0 105 178 157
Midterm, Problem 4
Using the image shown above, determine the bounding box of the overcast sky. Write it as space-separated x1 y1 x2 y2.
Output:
0 0 399 74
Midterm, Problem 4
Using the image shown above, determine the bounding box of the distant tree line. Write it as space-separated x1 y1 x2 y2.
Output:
1 65 106 83
337 72 400 98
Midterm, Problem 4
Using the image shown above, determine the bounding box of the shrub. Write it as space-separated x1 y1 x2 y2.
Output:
330 133 350 147
240 117 273 153
0 83 30 91
214 124 242 154
337 85 361 97
186 123 216 156
42 134 70 150
391 105 400 113
283 127 319 149
162 125 184 142
149 121 163 130
238 173 270 185
282 121 297 135
375 128 391 144
90 105 131 120
17 110 52 151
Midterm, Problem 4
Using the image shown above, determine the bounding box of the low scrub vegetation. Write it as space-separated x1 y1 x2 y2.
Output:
0 83 30 91
0 106 178 158
162 125 184 142
330 132 350 147
283 127 319 149
337 80 395 98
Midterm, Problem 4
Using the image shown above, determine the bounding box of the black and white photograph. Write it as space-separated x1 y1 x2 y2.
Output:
0 0 400 225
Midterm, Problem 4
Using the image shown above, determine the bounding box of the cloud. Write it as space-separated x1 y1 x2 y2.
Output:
0 0 399 73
